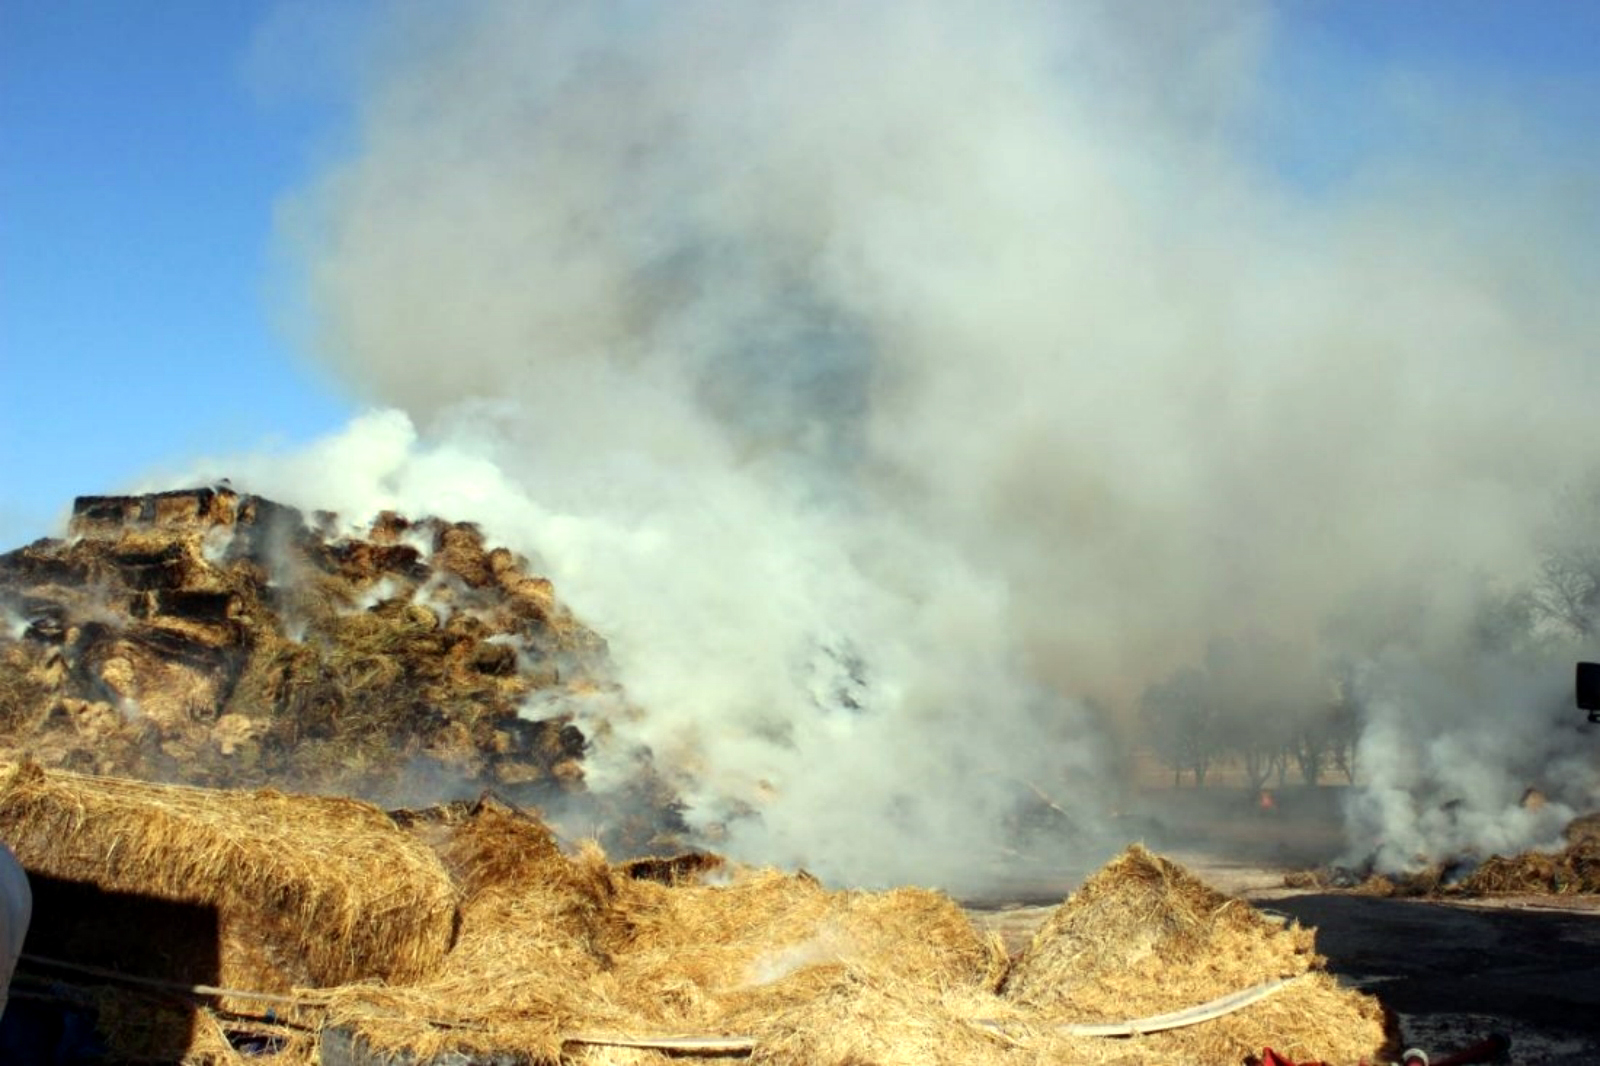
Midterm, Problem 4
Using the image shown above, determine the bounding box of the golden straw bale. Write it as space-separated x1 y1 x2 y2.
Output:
441 800 617 966
0 761 457 999
14 773 1391 1066
325 807 629 1064
440 795 585 894
843 885 1008 991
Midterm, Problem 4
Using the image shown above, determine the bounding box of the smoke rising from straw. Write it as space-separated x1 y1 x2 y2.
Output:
231 0 1600 882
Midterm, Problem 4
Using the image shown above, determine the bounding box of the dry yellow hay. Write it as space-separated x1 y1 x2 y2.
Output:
567 861 1009 1066
739 966 1018 1066
2 772 1400 1066
1005 845 1318 1016
1003 844 1392 1065
608 866 1007 1030
1335 814 1600 899
1306 813 1600 900
333 801 1006 1064
993 970 1385 1066
0 760 458 1001
323 802 629 1064
330 828 1393 1066
1460 852 1559 894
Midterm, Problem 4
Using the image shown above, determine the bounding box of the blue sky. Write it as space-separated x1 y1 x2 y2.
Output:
1 0 1597 548
0 1 365 543
1256 1 1599 190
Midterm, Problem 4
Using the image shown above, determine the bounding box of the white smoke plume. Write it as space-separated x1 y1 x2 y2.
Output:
1339 520 1600 872
215 0 1600 883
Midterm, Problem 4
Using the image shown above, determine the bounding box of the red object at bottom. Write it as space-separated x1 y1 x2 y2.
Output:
1254 1050 1331 1066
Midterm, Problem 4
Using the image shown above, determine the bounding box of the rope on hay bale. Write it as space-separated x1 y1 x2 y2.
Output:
20 952 329 1009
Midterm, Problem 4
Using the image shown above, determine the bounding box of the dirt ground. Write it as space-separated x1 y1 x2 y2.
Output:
965 784 1600 1065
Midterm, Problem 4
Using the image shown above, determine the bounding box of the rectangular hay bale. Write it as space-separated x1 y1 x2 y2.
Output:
0 762 458 996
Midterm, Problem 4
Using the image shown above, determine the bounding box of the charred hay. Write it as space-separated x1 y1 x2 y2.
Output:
1459 838 1600 895
0 487 623 809
1291 814 1600 898
1566 811 1600 846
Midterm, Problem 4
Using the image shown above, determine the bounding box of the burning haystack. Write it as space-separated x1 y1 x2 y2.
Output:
1293 812 1600 898
0 489 687 849
1456 843 1600 895
1457 812 1600 895
2 765 1392 1066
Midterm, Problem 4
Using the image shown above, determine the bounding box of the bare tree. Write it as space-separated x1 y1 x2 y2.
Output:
1139 666 1216 787
1204 636 1299 795
1536 554 1600 637
1534 478 1600 637
1234 737 1276 796
1319 663 1365 785
1289 719 1328 786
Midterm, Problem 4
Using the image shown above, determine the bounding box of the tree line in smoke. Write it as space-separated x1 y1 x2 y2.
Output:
1138 478 1600 792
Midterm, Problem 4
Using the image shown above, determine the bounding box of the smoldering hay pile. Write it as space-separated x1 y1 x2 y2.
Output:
1 762 1392 1066
0 486 693 854
1291 810 1600 899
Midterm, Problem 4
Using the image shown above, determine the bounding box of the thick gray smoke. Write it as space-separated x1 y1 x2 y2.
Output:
1339 492 1600 872
1345 644 1592 873
218 0 1599 882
